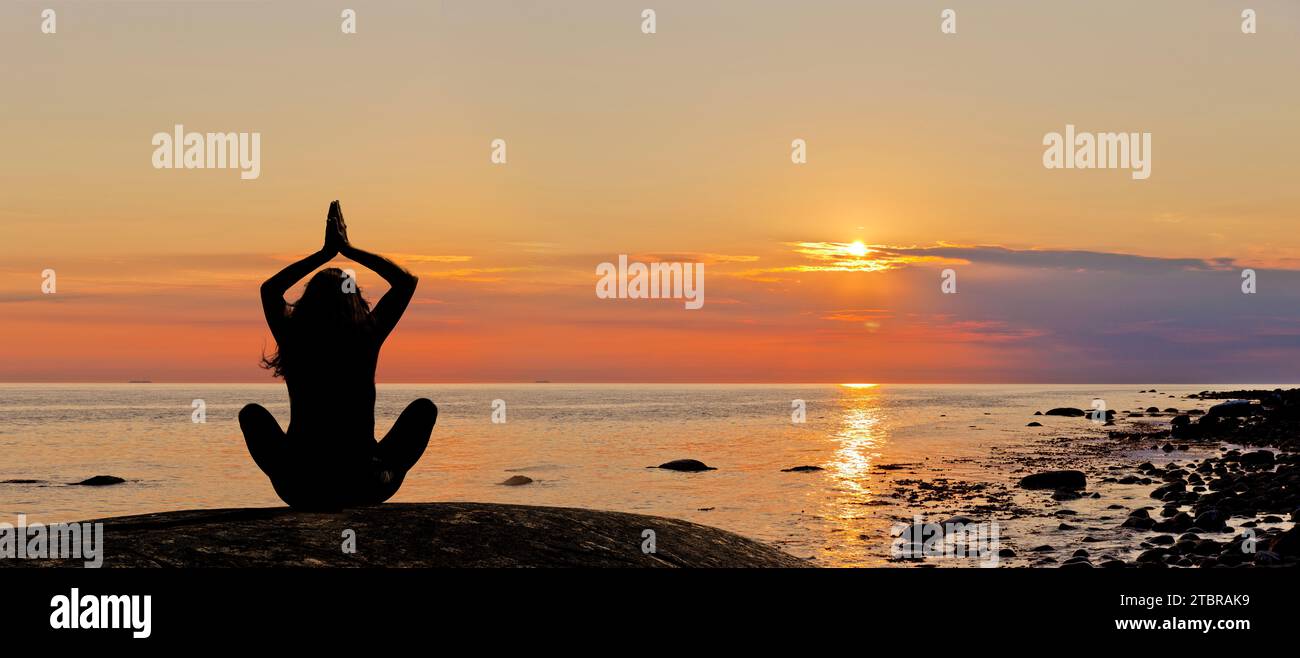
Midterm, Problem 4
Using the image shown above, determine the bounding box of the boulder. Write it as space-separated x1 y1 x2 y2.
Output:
0 503 808 568
1043 408 1086 417
1122 515 1155 530
1018 470 1087 490
652 459 716 472
1267 527 1300 557
1207 400 1257 418
1152 512 1194 533
74 475 126 486
1150 482 1186 500
1193 509 1229 531
1239 450 1275 467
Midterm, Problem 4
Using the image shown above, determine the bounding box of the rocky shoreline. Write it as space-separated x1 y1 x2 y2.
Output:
1019 389 1299 568
878 388 1299 568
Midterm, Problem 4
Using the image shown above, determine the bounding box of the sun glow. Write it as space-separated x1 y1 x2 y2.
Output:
840 383 878 389
781 242 914 273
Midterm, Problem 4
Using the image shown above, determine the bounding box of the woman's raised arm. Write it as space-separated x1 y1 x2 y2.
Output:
330 201 418 342
341 243 417 342
259 207 342 336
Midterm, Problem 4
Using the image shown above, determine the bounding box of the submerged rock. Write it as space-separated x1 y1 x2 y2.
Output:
652 459 716 472
781 465 824 472
1044 408 1086 417
500 475 534 486
73 475 126 486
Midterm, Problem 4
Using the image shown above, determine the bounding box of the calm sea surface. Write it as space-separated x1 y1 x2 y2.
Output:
0 383 1272 566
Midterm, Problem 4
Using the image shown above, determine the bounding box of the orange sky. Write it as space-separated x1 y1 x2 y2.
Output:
2 1 1298 382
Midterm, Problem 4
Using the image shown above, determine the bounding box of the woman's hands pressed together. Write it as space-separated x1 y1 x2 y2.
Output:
324 200 351 256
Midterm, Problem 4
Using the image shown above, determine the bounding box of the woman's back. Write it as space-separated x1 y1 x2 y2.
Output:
284 337 379 444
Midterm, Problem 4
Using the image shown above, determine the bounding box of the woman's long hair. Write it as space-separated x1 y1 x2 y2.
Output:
262 268 375 379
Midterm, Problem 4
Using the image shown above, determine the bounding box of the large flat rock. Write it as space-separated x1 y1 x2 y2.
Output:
3 502 809 568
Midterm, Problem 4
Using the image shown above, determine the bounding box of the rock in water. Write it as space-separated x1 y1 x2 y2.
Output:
1121 515 1155 530
500 475 533 486
1018 470 1087 490
1043 407 1086 417
0 503 808 568
781 465 824 472
1206 399 1257 417
1269 527 1300 557
74 475 126 486
653 459 716 472
1239 450 1275 467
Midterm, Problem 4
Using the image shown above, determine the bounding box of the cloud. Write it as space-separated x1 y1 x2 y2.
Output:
387 253 474 264
870 244 1239 273
727 242 1250 283
821 309 894 323
414 267 527 283
632 252 761 265
0 292 91 304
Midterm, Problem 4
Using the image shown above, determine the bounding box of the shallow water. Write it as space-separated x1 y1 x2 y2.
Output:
0 383 1282 566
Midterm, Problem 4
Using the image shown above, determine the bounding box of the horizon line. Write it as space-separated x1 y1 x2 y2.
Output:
1 380 1295 387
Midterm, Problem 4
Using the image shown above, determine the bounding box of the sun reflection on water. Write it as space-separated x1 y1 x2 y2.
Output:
810 384 895 564
830 386 885 498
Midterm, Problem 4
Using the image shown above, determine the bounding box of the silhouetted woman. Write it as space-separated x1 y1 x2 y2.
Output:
240 200 436 510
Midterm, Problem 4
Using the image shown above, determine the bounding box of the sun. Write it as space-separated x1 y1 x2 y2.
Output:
847 241 868 257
